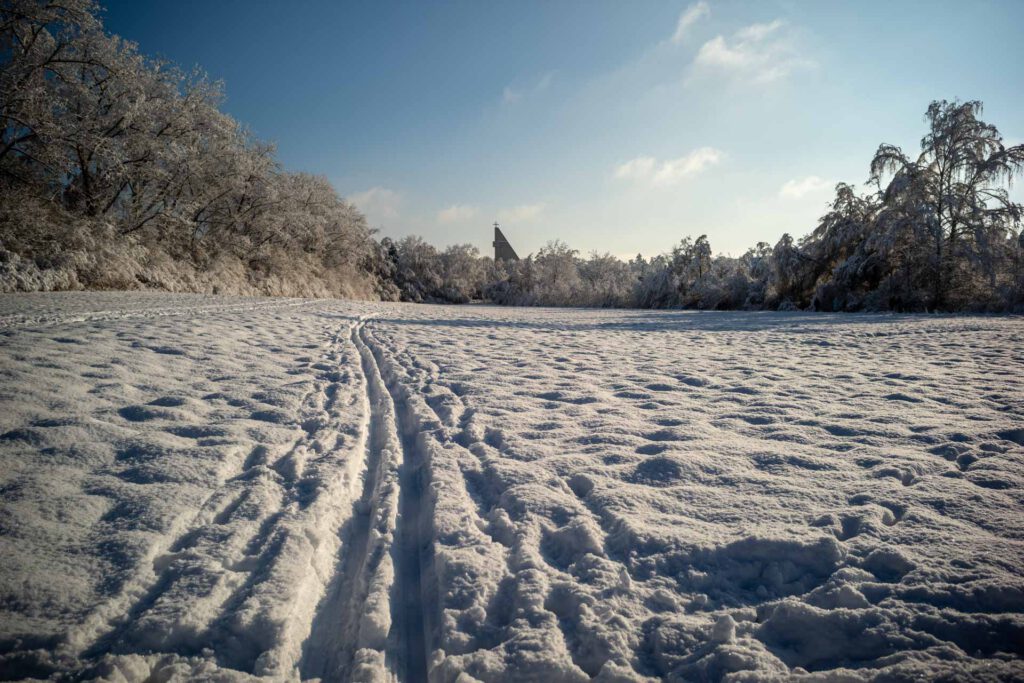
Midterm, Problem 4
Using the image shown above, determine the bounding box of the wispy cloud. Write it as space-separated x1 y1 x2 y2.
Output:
501 86 521 105
615 147 723 187
437 204 479 224
690 19 813 84
502 71 555 104
671 1 710 44
615 157 657 181
349 186 401 224
497 203 545 223
779 175 832 199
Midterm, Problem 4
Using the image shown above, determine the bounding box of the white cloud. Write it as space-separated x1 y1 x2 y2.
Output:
735 19 784 42
437 204 479 224
348 186 401 224
497 203 545 223
614 156 657 181
615 147 723 187
671 1 710 44
655 148 723 184
691 19 812 84
779 175 832 199
503 71 555 104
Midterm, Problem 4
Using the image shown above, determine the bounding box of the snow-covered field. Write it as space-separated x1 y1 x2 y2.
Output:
1 293 1022 682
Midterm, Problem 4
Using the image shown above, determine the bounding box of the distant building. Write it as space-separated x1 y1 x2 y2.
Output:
492 222 520 261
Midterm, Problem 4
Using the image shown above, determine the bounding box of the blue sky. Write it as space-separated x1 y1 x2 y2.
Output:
101 0 1024 258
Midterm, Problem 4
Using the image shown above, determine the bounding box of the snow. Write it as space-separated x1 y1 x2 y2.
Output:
1 292 1023 681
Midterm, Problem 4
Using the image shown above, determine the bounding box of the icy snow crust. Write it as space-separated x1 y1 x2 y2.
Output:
1 293 1022 682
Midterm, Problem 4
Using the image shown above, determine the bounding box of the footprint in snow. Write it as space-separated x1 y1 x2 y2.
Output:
148 396 187 407
166 424 229 439
628 456 684 487
118 405 174 422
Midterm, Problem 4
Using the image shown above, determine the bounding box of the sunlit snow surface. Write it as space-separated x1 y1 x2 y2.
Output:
1 292 1022 681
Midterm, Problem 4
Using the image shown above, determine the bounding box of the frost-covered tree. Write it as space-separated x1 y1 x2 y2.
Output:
531 240 581 306
682 235 713 306
391 236 443 302
768 233 803 306
1 0 101 180
691 235 712 281
738 241 772 307
1 0 381 296
578 252 633 307
801 184 879 310
439 244 487 303
869 100 1024 309
634 254 676 308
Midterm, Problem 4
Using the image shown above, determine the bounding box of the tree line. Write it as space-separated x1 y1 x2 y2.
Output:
3 1 1022 311
382 100 1024 312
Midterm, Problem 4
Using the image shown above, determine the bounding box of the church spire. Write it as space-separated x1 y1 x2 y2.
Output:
492 222 520 261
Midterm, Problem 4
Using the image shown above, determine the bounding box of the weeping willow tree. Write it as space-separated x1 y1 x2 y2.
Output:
870 100 1024 309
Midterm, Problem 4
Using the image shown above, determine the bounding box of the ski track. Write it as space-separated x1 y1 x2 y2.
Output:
1 292 1023 681
68 316 373 678
359 323 431 683
299 321 385 682
300 319 430 682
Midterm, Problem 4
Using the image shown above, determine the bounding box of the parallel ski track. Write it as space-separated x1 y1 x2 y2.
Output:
67 316 357 675
44 310 434 681
301 319 397 681
359 322 430 683
300 319 431 682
